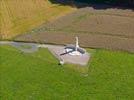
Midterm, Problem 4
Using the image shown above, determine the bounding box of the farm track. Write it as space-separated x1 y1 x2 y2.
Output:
15 7 134 53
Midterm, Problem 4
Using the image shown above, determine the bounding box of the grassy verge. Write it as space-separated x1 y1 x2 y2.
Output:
0 45 134 99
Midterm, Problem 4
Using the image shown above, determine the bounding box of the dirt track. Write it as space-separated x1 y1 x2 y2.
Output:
15 7 134 53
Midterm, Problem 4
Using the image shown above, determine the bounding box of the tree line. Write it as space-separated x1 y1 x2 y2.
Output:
74 0 134 6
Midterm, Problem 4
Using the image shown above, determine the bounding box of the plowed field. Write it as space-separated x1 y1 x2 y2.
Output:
15 7 134 52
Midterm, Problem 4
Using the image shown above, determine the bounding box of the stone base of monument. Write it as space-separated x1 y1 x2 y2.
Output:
48 45 90 66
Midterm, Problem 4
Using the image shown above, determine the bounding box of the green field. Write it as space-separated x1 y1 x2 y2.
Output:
0 45 134 99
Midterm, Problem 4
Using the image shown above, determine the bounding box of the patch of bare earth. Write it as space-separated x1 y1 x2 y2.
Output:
15 31 134 53
15 7 134 53
71 15 134 37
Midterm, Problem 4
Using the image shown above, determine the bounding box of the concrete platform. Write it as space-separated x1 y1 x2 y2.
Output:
48 45 90 66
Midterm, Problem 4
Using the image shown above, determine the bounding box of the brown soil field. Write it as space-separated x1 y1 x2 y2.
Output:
43 7 134 38
15 31 134 53
15 7 134 53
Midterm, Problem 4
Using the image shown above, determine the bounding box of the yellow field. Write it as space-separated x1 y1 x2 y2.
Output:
0 0 74 39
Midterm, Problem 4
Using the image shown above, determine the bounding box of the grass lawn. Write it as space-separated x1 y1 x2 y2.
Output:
0 45 134 100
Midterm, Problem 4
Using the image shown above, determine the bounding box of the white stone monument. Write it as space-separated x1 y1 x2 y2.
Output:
65 37 85 56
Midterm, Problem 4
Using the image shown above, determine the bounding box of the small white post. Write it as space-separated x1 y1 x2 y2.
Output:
75 36 79 51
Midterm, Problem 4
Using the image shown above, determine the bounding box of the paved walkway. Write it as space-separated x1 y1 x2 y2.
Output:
0 41 39 53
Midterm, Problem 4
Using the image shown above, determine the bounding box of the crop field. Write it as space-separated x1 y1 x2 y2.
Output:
15 7 134 52
0 45 134 99
0 0 74 39
43 8 134 38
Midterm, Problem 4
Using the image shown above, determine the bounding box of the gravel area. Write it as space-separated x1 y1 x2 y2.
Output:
0 41 38 53
47 45 90 66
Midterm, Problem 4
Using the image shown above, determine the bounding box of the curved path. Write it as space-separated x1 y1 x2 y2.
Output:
0 41 41 53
